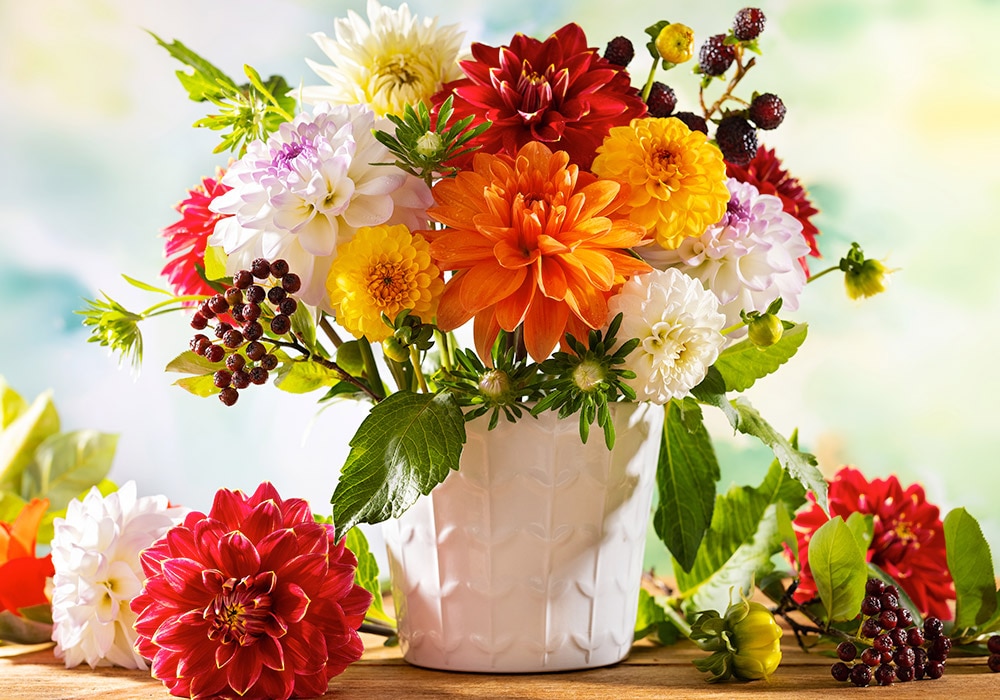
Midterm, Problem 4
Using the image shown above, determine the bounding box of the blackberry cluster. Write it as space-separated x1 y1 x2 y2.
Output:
188 258 301 406
715 116 758 166
830 577 951 687
733 7 766 41
698 34 735 76
603 36 635 67
989 635 1000 672
646 82 677 118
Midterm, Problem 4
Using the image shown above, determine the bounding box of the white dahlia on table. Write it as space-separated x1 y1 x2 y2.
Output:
608 268 726 404
49 482 187 669
640 177 809 331
208 102 432 308
301 0 465 118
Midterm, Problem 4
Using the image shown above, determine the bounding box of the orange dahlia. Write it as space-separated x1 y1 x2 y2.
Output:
432 23 646 171
592 117 730 251
426 141 650 362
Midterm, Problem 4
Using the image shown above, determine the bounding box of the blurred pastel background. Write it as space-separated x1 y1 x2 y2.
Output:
2 0 998 571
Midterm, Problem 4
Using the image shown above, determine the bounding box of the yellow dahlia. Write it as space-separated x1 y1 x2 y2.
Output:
327 224 443 342
302 0 464 118
592 117 730 250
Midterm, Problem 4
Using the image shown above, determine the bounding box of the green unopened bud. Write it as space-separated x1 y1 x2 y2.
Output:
656 23 695 64
478 369 511 400
415 131 444 158
845 258 890 300
572 359 607 392
335 340 365 376
381 337 410 363
691 596 782 682
747 313 784 348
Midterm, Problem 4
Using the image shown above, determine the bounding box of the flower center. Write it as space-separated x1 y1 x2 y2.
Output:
272 141 307 171
643 321 686 362
573 359 607 392
366 262 410 305
722 196 751 226
206 574 275 646
515 66 554 123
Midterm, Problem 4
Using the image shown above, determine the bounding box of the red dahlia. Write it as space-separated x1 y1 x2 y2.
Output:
432 23 647 170
161 168 232 298
131 483 372 700
726 146 820 274
790 466 955 621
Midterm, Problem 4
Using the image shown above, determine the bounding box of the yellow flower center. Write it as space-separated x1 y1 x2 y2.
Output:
366 261 409 306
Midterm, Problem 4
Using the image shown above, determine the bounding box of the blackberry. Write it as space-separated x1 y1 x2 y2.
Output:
190 334 210 354
603 36 634 67
246 341 266 362
281 273 302 294
872 634 893 653
267 286 287 304
698 34 735 76
219 387 239 406
715 116 758 165
233 270 254 289
249 366 269 386
224 287 243 306
860 647 880 667
748 92 786 130
205 344 225 364
260 353 279 371
243 303 262 323
836 641 857 661
866 578 886 597
270 314 292 335
222 329 245 349
874 663 895 686
278 297 298 317
251 257 271 279
988 635 1000 655
733 7 766 41
879 592 899 612
989 654 1000 673
860 596 881 616
646 82 677 118
896 608 914 628
893 646 915 668
232 369 251 389
928 636 952 661
860 617 882 639
830 661 850 682
849 663 872 687
878 610 898 630
890 627 908 647
244 321 264 342
190 312 209 330
208 294 229 315
895 665 914 682
673 111 708 134
269 259 290 278
231 305 246 324
213 370 232 389
225 354 246 372
924 660 944 679
923 617 944 640
214 322 232 340
198 301 216 319
247 285 266 304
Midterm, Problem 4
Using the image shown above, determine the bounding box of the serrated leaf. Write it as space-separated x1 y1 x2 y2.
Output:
274 361 341 394
122 274 173 296
174 374 221 397
0 391 60 493
653 399 719 572
331 391 466 540
345 528 392 624
944 508 997 629
20 430 117 510
714 323 808 392
0 610 53 645
165 350 221 376
807 516 868 622
0 377 28 430
675 458 805 607
149 32 237 101
730 397 826 510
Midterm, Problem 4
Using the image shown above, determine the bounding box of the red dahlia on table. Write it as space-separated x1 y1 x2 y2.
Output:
433 22 647 170
131 482 372 700
790 466 955 620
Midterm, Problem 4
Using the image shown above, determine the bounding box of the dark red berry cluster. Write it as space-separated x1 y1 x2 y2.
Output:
603 35 635 67
188 258 301 406
989 634 1000 672
830 577 951 687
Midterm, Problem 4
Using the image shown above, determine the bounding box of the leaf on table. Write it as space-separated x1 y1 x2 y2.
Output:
0 391 60 493
653 399 719 573
331 391 466 541
944 507 998 629
634 589 682 645
0 610 53 645
807 516 868 623
20 431 117 511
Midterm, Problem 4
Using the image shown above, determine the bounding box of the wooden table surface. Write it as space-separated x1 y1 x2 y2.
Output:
2 632 998 699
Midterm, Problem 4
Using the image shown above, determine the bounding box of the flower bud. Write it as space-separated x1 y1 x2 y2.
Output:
845 258 890 300
655 23 695 65
478 369 511 400
415 131 444 158
381 337 410 363
727 601 783 680
572 359 607 392
747 313 783 348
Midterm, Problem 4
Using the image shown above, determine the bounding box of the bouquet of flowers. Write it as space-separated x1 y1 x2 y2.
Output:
0 1 987 697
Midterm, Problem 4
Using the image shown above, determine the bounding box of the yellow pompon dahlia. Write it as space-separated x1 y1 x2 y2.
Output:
327 224 443 342
302 0 464 118
592 117 730 250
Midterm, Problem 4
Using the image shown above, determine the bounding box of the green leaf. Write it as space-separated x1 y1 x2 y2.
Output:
845 512 874 552
174 374 221 397
203 245 228 281
944 508 998 629
344 528 393 625
713 323 808 392
0 491 27 524
634 589 682 645
165 350 220 375
331 391 466 540
21 430 118 510
0 610 53 645
290 303 318 356
17 604 52 625
807 516 868 622
730 398 826 510
148 32 237 101
274 361 341 394
0 391 60 493
0 377 28 429
653 399 719 572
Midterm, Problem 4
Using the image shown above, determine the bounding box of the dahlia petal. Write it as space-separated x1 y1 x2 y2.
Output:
163 557 212 594
522 293 571 361
341 193 395 229
215 641 237 669
536 257 569 300
226 650 264 696
258 631 286 672
458 262 526 315
151 611 209 652
493 239 539 269
295 215 339 257
219 531 261 579
240 500 284 545
210 489 252 529
493 276 535 331
274 582 311 624
435 274 476 331
472 307 502 360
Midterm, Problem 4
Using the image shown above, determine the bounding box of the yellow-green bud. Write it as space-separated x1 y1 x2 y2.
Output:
572 359 606 392
747 313 784 349
415 131 444 158
335 340 366 376
655 23 695 65
727 601 782 680
478 369 511 400
381 337 410 363
845 258 890 300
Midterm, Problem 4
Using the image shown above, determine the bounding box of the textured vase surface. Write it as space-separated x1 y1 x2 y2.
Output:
382 402 661 673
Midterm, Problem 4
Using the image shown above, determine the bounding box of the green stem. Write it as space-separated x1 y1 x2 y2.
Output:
721 320 748 336
319 316 344 349
641 60 658 102
410 346 429 393
663 599 693 638
434 329 452 372
358 338 385 400
142 294 211 317
806 265 841 283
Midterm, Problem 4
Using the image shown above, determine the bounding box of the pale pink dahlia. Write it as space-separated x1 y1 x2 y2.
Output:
130 483 372 700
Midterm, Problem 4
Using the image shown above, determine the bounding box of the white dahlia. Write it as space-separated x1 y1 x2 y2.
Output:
209 102 432 307
640 178 810 331
301 0 465 117
608 268 726 404
49 482 186 669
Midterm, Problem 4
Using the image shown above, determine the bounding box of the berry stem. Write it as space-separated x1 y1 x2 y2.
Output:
700 46 757 122
319 316 344 349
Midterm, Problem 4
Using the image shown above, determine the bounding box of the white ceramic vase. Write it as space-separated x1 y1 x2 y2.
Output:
382 401 662 673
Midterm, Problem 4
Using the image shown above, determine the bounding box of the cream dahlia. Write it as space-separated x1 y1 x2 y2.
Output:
302 0 464 118
208 102 432 308
641 177 809 331
49 482 186 669
607 268 725 404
